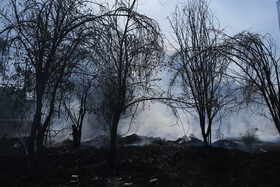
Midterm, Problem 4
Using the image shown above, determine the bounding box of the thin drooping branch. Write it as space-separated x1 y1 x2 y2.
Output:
222 32 280 135
168 0 238 146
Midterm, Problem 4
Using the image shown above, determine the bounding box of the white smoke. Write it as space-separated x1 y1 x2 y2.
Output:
117 102 280 142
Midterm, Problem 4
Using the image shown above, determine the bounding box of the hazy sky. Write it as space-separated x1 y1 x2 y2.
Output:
137 0 280 43
3 0 278 141
116 0 280 141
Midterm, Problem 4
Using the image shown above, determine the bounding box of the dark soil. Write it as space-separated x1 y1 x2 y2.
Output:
1 145 280 187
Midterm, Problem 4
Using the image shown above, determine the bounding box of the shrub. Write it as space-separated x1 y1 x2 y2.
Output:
241 127 258 151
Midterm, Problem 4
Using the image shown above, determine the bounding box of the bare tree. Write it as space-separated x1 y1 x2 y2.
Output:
0 0 108 172
225 31 280 136
0 37 8 73
241 127 259 151
91 0 164 166
62 68 98 149
168 0 237 146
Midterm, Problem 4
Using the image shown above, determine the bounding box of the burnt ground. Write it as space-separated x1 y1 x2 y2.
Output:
1 143 280 187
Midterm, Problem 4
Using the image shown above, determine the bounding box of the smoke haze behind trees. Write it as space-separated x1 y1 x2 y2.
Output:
0 0 280 149
113 0 280 142
1 0 280 172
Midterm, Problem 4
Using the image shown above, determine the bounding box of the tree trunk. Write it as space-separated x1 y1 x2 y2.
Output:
27 106 42 173
72 125 79 149
272 116 280 135
207 120 212 147
209 132 212 146
199 117 209 146
27 132 36 173
202 134 209 146
27 76 46 173
77 126 82 149
36 131 45 172
109 111 121 167
77 112 85 149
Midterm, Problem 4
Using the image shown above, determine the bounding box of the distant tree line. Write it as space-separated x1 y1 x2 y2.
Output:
0 0 279 173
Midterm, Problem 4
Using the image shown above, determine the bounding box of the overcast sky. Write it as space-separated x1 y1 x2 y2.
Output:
136 0 280 43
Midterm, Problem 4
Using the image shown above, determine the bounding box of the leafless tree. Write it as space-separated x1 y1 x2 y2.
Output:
241 127 258 151
168 0 238 146
63 76 96 149
225 31 280 136
0 0 109 172
0 37 7 71
91 0 164 165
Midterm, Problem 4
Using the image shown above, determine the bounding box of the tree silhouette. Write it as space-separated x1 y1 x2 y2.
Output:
0 0 110 172
168 0 238 146
92 0 164 165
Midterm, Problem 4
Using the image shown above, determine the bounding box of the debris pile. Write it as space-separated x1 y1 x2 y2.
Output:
83 134 110 148
212 139 241 149
1 142 280 186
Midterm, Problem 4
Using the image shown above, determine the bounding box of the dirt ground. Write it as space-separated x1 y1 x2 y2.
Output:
1 143 280 187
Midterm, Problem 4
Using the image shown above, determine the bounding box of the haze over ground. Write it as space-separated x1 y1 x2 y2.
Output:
115 0 280 141
1 0 279 142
